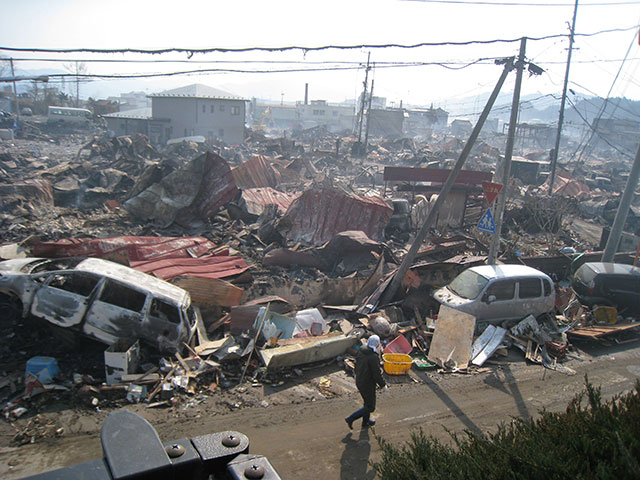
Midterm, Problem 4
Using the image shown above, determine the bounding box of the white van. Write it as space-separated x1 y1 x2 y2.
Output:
432 264 555 323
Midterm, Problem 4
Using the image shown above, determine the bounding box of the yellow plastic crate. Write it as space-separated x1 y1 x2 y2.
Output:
382 353 412 375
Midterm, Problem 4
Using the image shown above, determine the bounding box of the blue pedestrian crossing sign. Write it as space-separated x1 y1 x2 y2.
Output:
477 208 496 234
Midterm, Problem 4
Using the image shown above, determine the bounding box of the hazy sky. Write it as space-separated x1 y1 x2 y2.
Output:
1 0 639 113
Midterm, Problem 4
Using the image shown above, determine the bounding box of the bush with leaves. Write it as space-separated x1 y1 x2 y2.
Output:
375 376 640 480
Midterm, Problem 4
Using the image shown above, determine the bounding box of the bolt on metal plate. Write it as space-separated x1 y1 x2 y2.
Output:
222 434 241 448
244 464 265 479
166 444 185 458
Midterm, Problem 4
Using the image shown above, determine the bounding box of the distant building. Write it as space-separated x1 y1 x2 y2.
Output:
367 108 405 138
405 106 449 136
107 91 151 111
251 99 355 133
450 119 473 137
149 84 246 145
103 84 247 145
592 118 640 153
503 122 556 150
103 108 152 137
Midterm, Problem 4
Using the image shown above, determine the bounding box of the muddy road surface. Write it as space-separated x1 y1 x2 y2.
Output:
2 337 639 479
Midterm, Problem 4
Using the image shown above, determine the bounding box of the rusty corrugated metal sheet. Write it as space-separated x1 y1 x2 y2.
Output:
0 179 54 206
281 188 393 246
241 187 298 216
124 151 239 226
232 155 280 189
31 236 219 262
130 256 250 281
189 151 240 218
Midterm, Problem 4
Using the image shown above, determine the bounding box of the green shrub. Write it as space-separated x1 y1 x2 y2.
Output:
375 376 640 480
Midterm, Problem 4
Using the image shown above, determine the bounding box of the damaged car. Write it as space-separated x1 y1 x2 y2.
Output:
432 264 555 323
0 257 199 353
572 262 640 314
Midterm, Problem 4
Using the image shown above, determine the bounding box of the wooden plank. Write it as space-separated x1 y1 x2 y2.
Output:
428 305 476 370
567 323 640 338
172 275 243 307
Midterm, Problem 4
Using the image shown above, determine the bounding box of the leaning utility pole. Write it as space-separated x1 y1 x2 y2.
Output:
357 53 371 144
488 37 527 265
378 57 515 306
363 78 375 156
9 58 19 122
602 142 640 262
548 0 579 195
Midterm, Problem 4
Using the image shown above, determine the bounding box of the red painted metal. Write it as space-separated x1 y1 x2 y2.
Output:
383 167 492 186
281 188 393 246
189 151 240 219
130 256 250 281
241 187 298 215
232 155 280 189
31 236 219 261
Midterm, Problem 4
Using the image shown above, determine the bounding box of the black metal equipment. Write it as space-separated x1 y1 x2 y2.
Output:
20 410 281 480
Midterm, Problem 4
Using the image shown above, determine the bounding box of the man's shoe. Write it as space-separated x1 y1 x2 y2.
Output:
345 418 353 430
363 419 376 428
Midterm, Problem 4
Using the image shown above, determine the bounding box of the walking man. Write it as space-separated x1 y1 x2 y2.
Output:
345 335 387 429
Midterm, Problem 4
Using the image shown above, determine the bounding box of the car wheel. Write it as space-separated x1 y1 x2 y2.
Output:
0 293 23 324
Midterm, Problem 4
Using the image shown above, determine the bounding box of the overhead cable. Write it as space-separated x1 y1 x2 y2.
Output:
0 26 636 55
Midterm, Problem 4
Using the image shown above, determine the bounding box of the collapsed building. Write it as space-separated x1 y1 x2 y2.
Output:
1 106 639 446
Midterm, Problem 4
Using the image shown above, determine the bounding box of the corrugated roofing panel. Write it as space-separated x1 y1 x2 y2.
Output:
130 256 250 281
241 187 298 216
232 155 280 190
281 188 393 246
31 236 218 262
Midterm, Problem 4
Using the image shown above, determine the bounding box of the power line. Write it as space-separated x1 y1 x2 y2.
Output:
29 58 494 81
405 0 640 5
0 26 636 55
7 56 640 66
566 96 635 158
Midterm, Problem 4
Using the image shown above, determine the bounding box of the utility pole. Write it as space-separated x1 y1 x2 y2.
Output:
378 57 515 307
363 79 374 157
357 52 371 144
602 142 640 262
9 58 19 122
488 37 527 265
548 0 579 195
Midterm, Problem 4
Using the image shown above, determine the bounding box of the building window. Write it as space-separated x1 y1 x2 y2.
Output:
219 105 226 112
231 106 240 115
184 128 187 136
210 105 214 113
313 109 325 116
218 128 224 138
202 104 206 113
333 111 338 117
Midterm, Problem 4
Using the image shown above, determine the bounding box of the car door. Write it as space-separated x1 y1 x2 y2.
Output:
83 279 147 345
31 271 100 328
517 277 543 317
478 279 516 321
147 297 184 352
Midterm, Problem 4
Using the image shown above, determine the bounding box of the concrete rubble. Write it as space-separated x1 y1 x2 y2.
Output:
1 117 639 447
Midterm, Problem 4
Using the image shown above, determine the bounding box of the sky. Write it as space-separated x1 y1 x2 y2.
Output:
1 0 639 116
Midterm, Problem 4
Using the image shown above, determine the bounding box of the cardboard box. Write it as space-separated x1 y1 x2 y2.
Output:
104 339 140 386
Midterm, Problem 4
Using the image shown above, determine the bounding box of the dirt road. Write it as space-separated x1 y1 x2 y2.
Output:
2 337 639 479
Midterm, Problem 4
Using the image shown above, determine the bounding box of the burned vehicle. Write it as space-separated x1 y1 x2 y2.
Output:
572 262 640 314
432 264 555 323
0 257 199 353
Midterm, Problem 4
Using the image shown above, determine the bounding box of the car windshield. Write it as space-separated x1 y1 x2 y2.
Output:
448 269 490 299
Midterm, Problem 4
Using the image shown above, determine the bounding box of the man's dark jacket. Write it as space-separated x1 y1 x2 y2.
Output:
355 346 386 412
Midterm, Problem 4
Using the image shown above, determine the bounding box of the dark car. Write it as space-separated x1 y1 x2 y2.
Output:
571 262 640 313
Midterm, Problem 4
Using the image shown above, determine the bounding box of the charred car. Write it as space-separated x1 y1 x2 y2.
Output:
0 257 199 353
